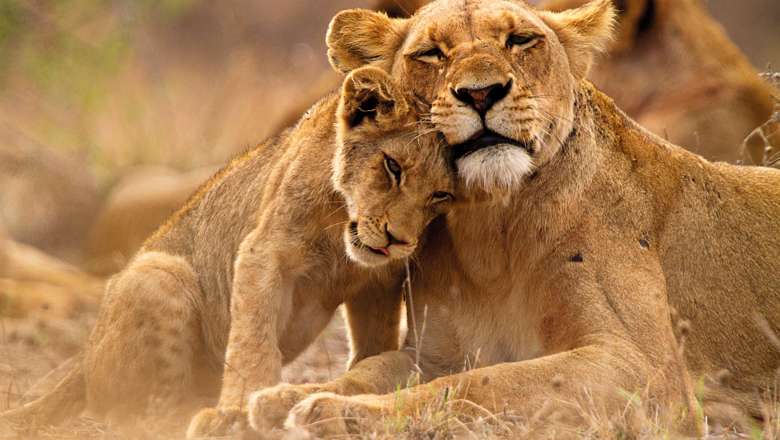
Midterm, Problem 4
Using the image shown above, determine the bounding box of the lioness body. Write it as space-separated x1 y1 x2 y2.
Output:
257 83 780 438
249 1 780 436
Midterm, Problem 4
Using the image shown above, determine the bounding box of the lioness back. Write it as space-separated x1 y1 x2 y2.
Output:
587 86 780 407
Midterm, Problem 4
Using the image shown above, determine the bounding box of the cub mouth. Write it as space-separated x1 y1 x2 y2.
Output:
348 222 389 257
451 130 533 161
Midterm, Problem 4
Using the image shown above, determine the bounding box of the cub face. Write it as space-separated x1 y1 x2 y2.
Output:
333 66 455 267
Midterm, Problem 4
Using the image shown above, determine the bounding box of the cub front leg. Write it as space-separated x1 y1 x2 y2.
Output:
248 350 416 433
343 278 404 369
188 233 291 438
248 281 406 433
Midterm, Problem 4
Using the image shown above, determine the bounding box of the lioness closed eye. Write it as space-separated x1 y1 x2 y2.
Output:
0 66 454 438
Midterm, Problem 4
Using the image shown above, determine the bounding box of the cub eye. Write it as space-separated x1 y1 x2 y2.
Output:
383 154 402 184
414 47 445 64
429 191 454 204
506 34 539 50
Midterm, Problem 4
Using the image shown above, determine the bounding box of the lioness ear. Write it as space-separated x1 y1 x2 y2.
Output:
327 9 409 73
339 66 409 129
540 0 617 79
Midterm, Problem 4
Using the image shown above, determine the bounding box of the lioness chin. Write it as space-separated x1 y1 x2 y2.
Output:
249 0 780 437
0 67 455 437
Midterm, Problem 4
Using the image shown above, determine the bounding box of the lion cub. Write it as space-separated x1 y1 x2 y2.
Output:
2 66 454 436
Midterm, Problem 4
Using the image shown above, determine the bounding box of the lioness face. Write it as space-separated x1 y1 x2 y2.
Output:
334 67 455 268
328 0 615 191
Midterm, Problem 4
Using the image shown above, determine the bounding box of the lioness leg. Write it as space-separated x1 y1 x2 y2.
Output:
287 341 700 437
84 252 204 425
248 282 406 432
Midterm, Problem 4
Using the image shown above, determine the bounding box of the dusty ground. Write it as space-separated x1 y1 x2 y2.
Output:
0 309 351 439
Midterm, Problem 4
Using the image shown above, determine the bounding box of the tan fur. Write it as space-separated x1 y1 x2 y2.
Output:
0 68 454 437
249 1 780 436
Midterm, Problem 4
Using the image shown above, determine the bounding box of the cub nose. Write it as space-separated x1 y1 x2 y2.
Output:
384 224 408 246
452 80 513 115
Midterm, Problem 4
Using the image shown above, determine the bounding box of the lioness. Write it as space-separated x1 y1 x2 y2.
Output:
1 67 455 436
247 0 780 436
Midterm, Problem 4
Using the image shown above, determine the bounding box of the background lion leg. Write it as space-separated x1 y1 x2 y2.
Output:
84 252 204 428
288 342 703 438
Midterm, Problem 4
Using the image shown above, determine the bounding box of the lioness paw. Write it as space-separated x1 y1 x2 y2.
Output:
248 383 321 433
186 406 248 439
284 392 383 438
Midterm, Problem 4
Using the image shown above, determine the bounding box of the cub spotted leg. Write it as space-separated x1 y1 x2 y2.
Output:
84 252 204 428
248 282 407 433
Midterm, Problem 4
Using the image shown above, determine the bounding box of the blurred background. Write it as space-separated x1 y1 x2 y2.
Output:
1 0 777 188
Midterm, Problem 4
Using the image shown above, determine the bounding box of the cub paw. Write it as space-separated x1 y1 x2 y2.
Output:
186 406 248 439
284 392 383 438
248 383 321 433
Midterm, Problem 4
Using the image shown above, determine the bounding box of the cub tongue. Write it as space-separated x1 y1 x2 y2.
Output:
368 246 389 256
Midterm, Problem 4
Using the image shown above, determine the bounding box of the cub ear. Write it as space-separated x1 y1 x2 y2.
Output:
339 66 410 129
539 0 617 80
327 9 409 73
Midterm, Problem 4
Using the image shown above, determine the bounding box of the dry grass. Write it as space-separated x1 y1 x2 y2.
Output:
741 71 780 168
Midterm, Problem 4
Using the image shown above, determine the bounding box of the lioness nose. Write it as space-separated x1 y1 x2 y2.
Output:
452 80 512 115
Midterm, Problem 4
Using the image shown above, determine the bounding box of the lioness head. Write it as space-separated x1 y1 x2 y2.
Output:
334 66 455 267
327 0 615 191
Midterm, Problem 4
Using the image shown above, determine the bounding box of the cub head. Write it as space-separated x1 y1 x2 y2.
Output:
334 66 455 267
327 0 615 192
